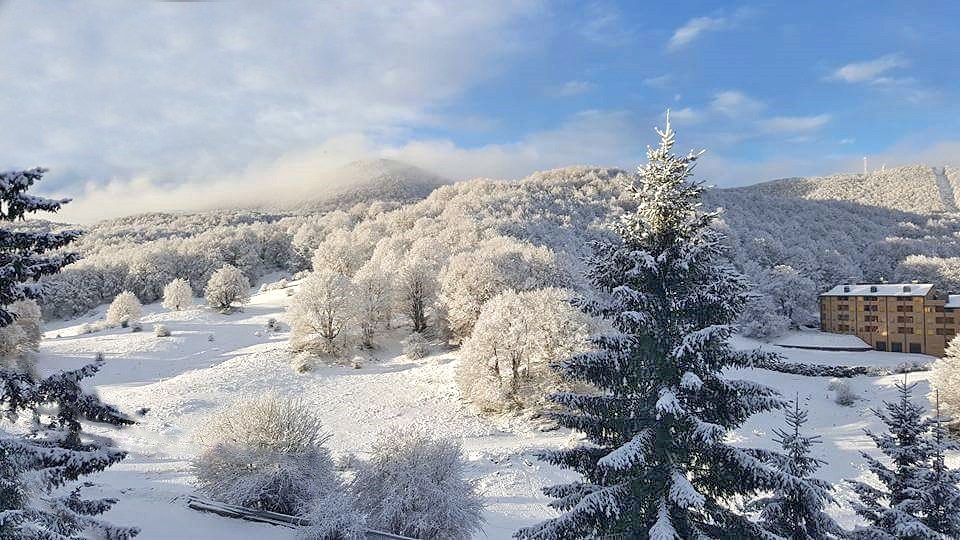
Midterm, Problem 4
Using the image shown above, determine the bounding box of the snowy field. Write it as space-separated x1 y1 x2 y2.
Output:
35 284 957 539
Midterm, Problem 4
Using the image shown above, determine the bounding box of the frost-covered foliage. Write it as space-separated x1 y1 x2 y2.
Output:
457 288 593 412
289 269 356 356
518 116 803 539
154 324 170 337
192 395 337 514
312 229 369 277
831 380 858 406
299 488 367 540
402 332 430 360
929 337 960 421
847 379 936 538
0 300 42 370
204 264 251 311
917 397 960 538
106 291 142 327
439 236 566 339
749 398 843 539
387 238 445 333
106 291 143 327
351 428 484 540
0 356 138 540
739 292 790 339
351 261 392 348
161 277 193 311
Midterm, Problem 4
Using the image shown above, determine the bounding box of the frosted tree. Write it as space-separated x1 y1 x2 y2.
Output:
749 397 843 539
351 428 484 540
289 268 356 356
204 264 251 312
762 265 818 328
457 288 594 412
106 290 143 327
929 336 960 420
517 115 801 539
1 356 139 539
439 236 566 339
351 261 392 348
847 378 936 538
917 393 960 538
161 277 193 311
0 300 42 370
393 239 443 333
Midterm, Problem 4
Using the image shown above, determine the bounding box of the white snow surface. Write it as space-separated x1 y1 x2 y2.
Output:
35 286 958 539
774 329 871 350
820 283 933 297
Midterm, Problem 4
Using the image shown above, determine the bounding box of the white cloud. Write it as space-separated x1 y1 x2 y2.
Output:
0 1 540 190
829 53 908 83
667 8 755 51
669 107 702 125
668 15 726 50
551 80 595 97
760 114 832 134
710 91 765 117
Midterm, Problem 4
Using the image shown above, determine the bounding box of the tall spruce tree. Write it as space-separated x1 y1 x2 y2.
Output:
847 378 938 539
0 168 138 538
516 114 816 539
916 393 960 538
749 396 843 539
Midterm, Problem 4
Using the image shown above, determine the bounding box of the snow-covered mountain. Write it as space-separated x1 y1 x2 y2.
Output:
726 164 960 214
292 158 450 211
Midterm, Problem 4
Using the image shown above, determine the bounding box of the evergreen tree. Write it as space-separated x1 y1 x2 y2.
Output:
749 396 843 539
0 167 138 538
917 393 960 538
516 114 812 539
847 378 939 539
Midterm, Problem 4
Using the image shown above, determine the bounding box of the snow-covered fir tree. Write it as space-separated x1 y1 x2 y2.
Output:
847 378 938 539
749 397 843 539
0 168 137 538
917 393 960 538
516 115 808 539
1 357 139 539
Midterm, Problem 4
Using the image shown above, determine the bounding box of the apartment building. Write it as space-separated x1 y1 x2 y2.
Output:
819 283 960 357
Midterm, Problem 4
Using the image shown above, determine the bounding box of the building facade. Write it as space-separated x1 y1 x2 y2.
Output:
819 283 960 357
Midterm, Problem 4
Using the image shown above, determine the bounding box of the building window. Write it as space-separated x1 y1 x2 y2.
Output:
897 327 914 334
892 342 903 352
936 328 957 336
896 305 914 312
876 341 887 351
909 343 922 354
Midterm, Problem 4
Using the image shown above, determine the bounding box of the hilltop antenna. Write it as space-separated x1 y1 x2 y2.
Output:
863 156 868 174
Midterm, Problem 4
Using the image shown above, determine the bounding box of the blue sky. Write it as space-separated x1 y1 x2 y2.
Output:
0 1 958 220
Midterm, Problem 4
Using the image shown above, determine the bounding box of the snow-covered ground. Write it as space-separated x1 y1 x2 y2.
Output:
774 328 871 350
35 286 957 539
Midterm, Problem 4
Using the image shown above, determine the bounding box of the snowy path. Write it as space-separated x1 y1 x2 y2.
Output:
34 289 959 538
934 165 958 212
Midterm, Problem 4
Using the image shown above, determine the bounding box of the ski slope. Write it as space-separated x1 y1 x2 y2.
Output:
35 284 956 539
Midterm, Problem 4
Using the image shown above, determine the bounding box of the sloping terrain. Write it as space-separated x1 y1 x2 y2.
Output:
35 285 957 539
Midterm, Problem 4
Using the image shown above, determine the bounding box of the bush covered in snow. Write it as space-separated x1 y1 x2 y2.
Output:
154 324 170 337
402 332 430 360
299 489 366 540
291 352 316 374
106 291 143 328
457 288 593 412
351 428 484 540
0 299 42 369
831 380 858 406
289 268 356 356
192 394 337 514
204 264 251 312
930 336 960 419
161 277 193 311
439 236 566 339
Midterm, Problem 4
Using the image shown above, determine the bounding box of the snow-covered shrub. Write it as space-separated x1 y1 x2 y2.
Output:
291 352 315 374
832 380 857 406
161 278 193 311
154 324 170 337
0 299 42 369
259 277 290 293
439 236 567 339
193 395 337 514
930 336 960 419
457 288 594 412
289 269 356 356
204 264 251 312
299 489 366 540
351 429 484 540
402 332 430 360
266 318 282 332
106 291 142 328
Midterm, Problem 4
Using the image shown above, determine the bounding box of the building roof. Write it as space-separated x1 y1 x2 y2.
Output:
946 295 960 308
820 283 934 297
